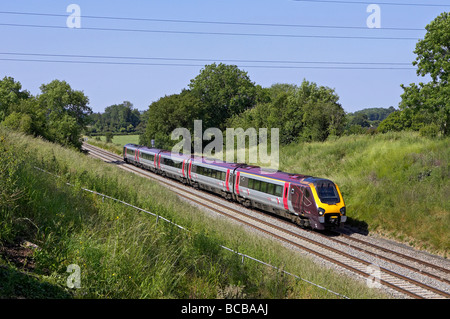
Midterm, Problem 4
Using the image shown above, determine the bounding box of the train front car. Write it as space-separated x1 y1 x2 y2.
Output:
305 178 346 230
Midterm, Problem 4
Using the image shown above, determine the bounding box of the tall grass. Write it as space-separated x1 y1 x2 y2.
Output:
0 128 389 299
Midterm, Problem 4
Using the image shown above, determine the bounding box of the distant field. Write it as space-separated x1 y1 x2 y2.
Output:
94 134 140 146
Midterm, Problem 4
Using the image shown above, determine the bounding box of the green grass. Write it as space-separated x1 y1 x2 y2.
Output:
94 134 140 146
0 128 389 299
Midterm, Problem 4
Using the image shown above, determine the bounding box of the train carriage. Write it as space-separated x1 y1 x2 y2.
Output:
137 146 161 172
189 157 240 199
234 166 346 230
158 151 191 183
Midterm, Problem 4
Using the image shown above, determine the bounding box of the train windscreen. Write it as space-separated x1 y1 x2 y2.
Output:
315 181 340 204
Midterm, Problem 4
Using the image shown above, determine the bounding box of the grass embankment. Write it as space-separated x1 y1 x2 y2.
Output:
279 132 449 255
0 129 388 299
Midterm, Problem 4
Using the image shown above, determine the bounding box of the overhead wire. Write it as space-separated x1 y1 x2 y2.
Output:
0 10 427 31
0 9 427 70
0 22 422 41
0 57 416 70
0 52 413 66
292 0 450 7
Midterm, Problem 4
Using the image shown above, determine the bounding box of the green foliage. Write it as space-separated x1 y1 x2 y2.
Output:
394 12 450 136
89 101 141 134
105 132 113 143
419 123 440 138
1 112 33 134
140 89 202 149
228 80 345 144
0 76 30 122
0 77 92 150
39 80 91 128
188 63 262 131
377 111 405 133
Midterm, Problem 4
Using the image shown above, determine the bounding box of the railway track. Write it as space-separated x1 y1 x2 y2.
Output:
82 142 450 299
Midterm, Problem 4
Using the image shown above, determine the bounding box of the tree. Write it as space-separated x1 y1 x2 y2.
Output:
398 12 450 136
0 76 30 122
38 80 92 148
140 90 202 149
228 80 345 143
188 63 261 130
39 80 91 127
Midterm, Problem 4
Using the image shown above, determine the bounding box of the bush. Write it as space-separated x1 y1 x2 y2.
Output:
419 123 440 138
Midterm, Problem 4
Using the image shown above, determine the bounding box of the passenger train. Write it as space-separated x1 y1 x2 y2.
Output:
123 143 346 230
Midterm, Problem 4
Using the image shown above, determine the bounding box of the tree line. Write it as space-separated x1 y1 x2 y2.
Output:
88 101 144 135
139 64 349 149
1 12 448 151
140 12 449 148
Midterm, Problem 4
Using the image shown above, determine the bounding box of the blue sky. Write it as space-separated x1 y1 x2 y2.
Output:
0 1 448 113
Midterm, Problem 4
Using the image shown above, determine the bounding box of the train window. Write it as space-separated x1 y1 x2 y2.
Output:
221 171 226 181
127 149 134 155
143 153 154 161
260 182 268 193
267 183 274 195
254 180 261 191
274 185 283 197
248 179 254 189
305 189 310 198
316 182 340 204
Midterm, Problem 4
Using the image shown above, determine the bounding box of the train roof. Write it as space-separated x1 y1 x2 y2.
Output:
139 146 163 153
190 155 244 169
124 143 140 149
124 144 162 154
235 165 329 185
159 150 191 160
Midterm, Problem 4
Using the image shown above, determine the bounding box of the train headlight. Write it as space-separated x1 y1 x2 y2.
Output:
340 207 346 216
318 208 325 216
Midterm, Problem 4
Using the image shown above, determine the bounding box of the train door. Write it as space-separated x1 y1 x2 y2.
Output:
290 185 303 214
